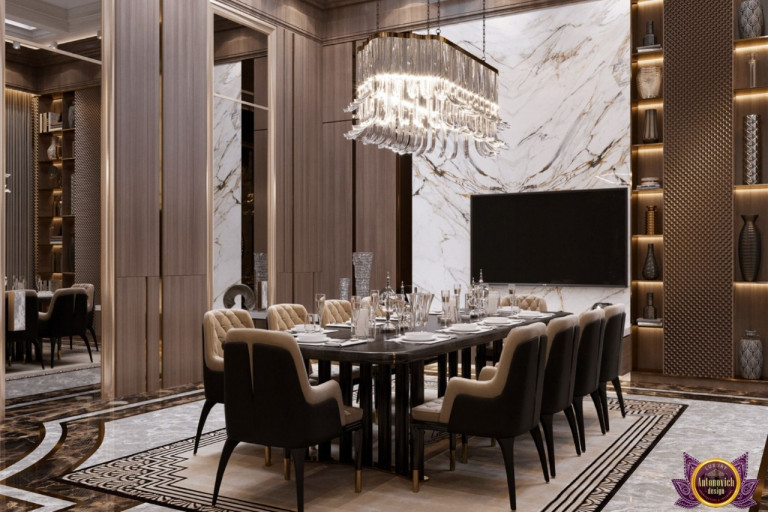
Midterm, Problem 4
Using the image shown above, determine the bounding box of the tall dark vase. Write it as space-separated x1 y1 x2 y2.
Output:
642 243 660 280
739 214 762 282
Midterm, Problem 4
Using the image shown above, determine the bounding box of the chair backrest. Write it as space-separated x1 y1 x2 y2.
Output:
573 308 606 398
42 288 83 337
223 328 343 447
541 314 581 415
361 296 385 317
72 292 89 333
266 303 309 330
447 322 547 438
501 294 548 311
5 290 39 336
72 283 95 312
321 299 351 325
599 304 626 382
202 309 254 372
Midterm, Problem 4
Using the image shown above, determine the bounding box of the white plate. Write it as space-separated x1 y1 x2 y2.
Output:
483 317 511 325
451 323 480 332
402 331 437 342
292 324 319 333
517 310 544 318
296 333 328 343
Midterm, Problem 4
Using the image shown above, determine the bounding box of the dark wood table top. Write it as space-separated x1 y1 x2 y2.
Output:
297 312 567 365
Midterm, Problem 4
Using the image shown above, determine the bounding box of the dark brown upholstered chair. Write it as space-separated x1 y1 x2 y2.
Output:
571 308 606 452
410 323 549 511
194 309 255 455
5 290 43 368
72 283 98 350
597 304 627 431
38 288 92 369
212 328 363 512
539 314 581 477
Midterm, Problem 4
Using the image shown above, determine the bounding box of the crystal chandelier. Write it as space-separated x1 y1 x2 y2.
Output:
344 30 507 158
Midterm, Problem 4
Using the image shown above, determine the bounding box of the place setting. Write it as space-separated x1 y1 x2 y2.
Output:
389 330 454 344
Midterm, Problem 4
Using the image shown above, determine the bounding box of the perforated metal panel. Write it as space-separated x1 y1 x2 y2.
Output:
663 0 733 378
73 87 102 305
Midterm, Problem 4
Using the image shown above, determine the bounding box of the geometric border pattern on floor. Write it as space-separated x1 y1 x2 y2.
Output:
61 398 685 512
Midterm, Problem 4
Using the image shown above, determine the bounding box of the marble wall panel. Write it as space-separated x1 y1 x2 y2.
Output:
212 62 243 308
412 0 631 315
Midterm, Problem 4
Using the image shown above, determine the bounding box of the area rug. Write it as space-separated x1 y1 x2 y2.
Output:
62 397 685 512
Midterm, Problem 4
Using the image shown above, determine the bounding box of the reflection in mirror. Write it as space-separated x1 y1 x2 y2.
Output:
212 14 268 310
4 0 102 397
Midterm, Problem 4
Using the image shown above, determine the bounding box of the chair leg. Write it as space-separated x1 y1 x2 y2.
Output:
264 446 272 466
497 437 517 511
69 335 73 349
529 426 549 483
612 377 627 418
411 424 425 492
598 381 610 432
81 333 93 363
193 399 216 455
563 405 581 456
590 390 606 435
88 325 99 351
50 337 56 369
449 431 456 471
540 414 556 477
354 428 363 493
573 397 586 453
461 434 468 464
283 449 292 480
212 438 239 505
291 447 306 512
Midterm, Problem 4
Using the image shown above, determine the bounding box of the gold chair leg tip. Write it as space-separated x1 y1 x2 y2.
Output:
355 470 362 493
264 447 272 466
412 470 420 492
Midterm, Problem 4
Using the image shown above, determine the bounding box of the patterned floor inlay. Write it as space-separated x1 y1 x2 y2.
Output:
61 398 684 512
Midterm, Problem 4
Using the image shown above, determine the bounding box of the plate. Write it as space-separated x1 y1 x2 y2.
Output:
517 310 544 318
296 333 328 343
292 324 318 333
451 323 480 332
402 331 437 342
483 317 511 325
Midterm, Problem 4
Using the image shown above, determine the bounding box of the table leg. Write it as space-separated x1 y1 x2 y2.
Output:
461 347 472 379
410 361 425 406
339 362 353 463
437 354 447 397
375 363 392 471
359 363 373 466
395 364 410 475
449 351 458 379
493 339 503 365
475 343 487 380
318 361 332 461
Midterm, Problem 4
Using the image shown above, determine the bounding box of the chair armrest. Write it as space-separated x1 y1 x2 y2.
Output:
306 379 346 426
478 366 497 382
440 377 497 423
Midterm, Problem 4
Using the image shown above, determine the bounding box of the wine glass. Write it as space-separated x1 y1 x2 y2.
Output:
440 289 451 325
350 295 361 339
507 284 516 307
314 293 326 332
370 290 379 318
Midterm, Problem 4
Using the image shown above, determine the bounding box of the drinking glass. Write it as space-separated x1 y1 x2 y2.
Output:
507 284 516 307
350 295 362 338
370 289 380 318
394 293 406 330
314 293 326 332
440 289 451 324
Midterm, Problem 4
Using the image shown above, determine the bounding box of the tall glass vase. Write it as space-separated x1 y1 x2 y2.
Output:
739 214 762 282
352 252 374 297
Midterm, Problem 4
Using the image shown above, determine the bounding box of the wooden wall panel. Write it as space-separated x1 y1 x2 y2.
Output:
217 0 322 40
294 272 315 311
114 277 148 396
146 276 161 392
162 274 207 387
162 0 207 276
355 143 398 292
275 28 294 277
321 42 353 123
5 61 38 93
320 121 353 298
114 0 160 278
292 34 322 274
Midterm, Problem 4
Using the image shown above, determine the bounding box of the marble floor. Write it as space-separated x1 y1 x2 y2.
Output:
1 372 767 511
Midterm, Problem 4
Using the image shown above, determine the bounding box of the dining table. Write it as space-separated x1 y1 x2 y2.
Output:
295 311 566 476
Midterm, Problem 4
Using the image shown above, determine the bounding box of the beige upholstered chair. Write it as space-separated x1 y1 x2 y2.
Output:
72 283 98 350
501 294 548 311
361 296 385 317
267 303 310 330
194 309 255 455
321 299 351 326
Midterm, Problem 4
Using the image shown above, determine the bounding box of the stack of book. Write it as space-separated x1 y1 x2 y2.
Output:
38 112 62 132
636 317 663 327
637 177 661 190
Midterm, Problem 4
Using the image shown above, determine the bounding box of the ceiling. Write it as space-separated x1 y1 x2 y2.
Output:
5 0 101 46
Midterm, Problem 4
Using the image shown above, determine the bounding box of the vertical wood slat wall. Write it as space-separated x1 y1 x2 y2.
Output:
663 0 734 378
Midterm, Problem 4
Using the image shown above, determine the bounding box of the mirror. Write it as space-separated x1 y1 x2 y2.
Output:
212 12 269 312
3 0 102 398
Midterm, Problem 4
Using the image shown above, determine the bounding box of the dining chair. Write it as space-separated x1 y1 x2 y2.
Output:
410 323 549 511
597 304 627 432
194 309 255 456
539 314 581 477
38 288 93 368
212 328 364 512
571 308 606 452
502 294 548 311
5 290 44 369
266 303 310 331
72 283 98 350
321 299 351 326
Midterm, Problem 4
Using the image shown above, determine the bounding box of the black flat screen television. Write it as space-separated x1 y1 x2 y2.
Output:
470 188 628 287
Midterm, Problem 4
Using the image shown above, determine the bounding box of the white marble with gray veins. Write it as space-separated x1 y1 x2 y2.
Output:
212 62 243 308
412 0 632 316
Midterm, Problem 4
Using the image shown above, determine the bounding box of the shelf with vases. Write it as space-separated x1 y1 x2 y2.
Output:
734 35 768 52
631 142 663 151
632 188 663 196
735 183 768 191
632 97 664 109
632 234 664 241
734 86 768 98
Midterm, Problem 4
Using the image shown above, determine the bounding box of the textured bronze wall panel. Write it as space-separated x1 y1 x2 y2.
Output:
663 0 733 377
73 87 102 305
